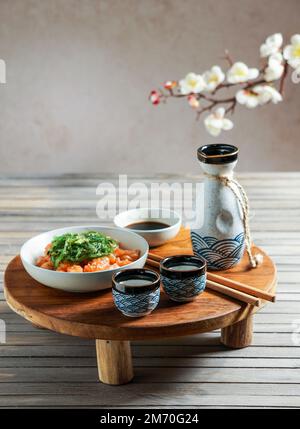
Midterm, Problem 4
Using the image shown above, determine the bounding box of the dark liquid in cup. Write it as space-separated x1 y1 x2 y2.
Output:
119 279 153 287
115 277 157 293
169 263 201 272
126 221 170 231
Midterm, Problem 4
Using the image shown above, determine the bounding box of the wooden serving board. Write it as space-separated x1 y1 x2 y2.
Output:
150 226 194 258
4 227 276 342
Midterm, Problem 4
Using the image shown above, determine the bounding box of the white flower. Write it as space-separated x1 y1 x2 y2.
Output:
236 85 283 108
260 33 283 57
283 34 300 69
179 72 206 95
264 52 284 81
264 62 284 82
227 62 259 84
202 66 225 92
253 85 283 105
269 52 283 63
204 107 233 136
236 89 260 108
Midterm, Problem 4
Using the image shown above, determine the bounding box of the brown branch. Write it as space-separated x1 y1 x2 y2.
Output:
243 79 266 90
279 62 289 94
213 82 236 92
196 101 218 119
196 93 235 104
212 68 265 93
225 99 237 115
221 49 233 67
156 63 288 119
195 96 236 119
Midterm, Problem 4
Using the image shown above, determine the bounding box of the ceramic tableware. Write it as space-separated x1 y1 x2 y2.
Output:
160 255 206 302
112 268 160 317
191 144 245 270
114 208 181 247
20 225 148 293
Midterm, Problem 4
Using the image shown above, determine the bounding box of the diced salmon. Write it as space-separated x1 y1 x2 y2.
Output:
67 265 83 273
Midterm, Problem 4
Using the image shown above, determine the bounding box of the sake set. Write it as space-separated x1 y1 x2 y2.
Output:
110 143 273 317
18 143 273 318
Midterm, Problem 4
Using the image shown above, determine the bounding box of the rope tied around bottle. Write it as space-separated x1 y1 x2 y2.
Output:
204 172 263 268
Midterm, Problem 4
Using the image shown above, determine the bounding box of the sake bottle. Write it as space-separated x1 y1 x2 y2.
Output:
191 144 245 270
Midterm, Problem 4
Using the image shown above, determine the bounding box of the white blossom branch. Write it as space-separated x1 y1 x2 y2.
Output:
150 33 300 136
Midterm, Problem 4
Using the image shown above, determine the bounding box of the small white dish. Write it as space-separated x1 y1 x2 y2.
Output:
20 225 148 293
114 208 181 247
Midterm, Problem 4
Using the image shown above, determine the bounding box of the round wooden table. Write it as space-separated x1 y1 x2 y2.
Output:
4 246 276 385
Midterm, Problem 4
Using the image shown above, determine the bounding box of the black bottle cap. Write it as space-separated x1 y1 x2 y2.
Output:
197 144 239 164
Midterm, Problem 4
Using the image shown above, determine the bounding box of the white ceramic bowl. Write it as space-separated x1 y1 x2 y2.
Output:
20 225 149 293
114 208 181 247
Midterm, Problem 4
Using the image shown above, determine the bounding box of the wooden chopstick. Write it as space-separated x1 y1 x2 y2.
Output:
146 258 160 269
148 252 274 304
207 272 275 303
206 280 260 307
148 252 165 262
146 256 260 307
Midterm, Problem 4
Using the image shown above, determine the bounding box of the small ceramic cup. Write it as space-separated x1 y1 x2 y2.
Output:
160 255 207 302
112 268 161 317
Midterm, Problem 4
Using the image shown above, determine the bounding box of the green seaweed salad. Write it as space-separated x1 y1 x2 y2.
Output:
48 231 118 268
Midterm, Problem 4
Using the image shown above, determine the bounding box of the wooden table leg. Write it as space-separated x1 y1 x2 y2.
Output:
96 339 134 385
221 315 253 349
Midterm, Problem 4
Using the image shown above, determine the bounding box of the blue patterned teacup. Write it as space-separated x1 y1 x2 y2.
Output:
112 269 160 317
160 255 206 302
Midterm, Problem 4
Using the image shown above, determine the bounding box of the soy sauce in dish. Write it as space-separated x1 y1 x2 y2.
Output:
126 221 170 231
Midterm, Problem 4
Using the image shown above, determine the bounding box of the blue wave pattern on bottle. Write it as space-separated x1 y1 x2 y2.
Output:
162 274 206 302
191 232 245 270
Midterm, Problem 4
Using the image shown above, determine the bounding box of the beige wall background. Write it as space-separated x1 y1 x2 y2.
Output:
0 0 299 175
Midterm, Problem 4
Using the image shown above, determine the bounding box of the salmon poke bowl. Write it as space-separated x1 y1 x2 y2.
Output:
20 225 149 293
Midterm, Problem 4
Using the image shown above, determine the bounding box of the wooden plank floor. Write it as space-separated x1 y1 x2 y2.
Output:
0 173 300 408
